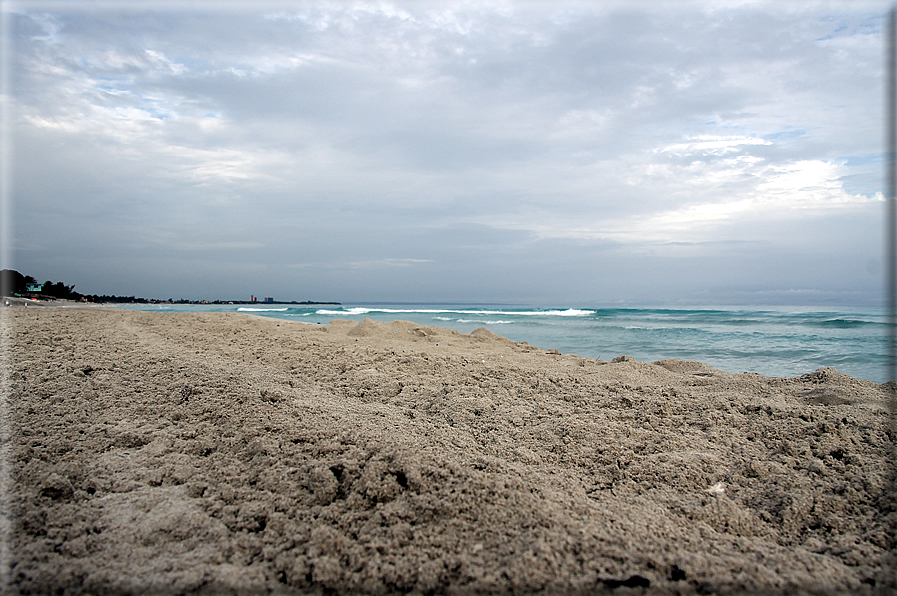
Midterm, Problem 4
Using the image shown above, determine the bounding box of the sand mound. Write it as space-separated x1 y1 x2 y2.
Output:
334 318 458 343
652 358 718 375
2 309 895 594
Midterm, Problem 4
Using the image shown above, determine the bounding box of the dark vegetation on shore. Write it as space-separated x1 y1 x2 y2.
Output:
0 269 340 305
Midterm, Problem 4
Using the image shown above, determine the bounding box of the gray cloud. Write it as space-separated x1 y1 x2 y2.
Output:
7 1 889 305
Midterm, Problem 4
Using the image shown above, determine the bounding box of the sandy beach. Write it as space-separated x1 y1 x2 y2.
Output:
1 307 895 594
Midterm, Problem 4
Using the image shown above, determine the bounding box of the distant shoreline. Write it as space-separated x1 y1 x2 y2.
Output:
1 295 340 307
171 300 341 306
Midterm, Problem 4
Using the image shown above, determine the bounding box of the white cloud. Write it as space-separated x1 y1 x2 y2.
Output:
659 136 772 156
622 160 877 242
143 49 188 75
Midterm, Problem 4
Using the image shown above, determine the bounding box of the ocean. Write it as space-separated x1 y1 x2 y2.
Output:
110 303 889 383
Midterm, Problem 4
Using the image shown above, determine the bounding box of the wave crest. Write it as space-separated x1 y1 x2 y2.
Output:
316 307 594 317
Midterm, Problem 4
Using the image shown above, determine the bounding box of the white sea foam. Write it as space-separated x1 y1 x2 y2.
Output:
237 307 289 312
316 307 594 317
317 308 369 315
457 319 515 324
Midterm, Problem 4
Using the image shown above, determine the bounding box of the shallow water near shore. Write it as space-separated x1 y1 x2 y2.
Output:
111 303 888 382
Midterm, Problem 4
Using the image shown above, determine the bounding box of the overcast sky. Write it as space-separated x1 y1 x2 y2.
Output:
3 0 891 305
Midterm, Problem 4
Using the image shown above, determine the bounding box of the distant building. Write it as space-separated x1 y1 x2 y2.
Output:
250 295 256 302
265 296 273 303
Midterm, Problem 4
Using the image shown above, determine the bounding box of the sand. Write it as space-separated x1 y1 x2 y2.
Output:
1 307 895 595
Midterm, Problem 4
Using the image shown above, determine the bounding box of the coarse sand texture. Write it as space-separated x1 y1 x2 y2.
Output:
2 308 895 594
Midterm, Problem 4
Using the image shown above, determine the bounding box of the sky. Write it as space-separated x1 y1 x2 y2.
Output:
2 0 891 305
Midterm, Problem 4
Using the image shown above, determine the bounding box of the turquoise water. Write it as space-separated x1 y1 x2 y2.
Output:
111 303 888 383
